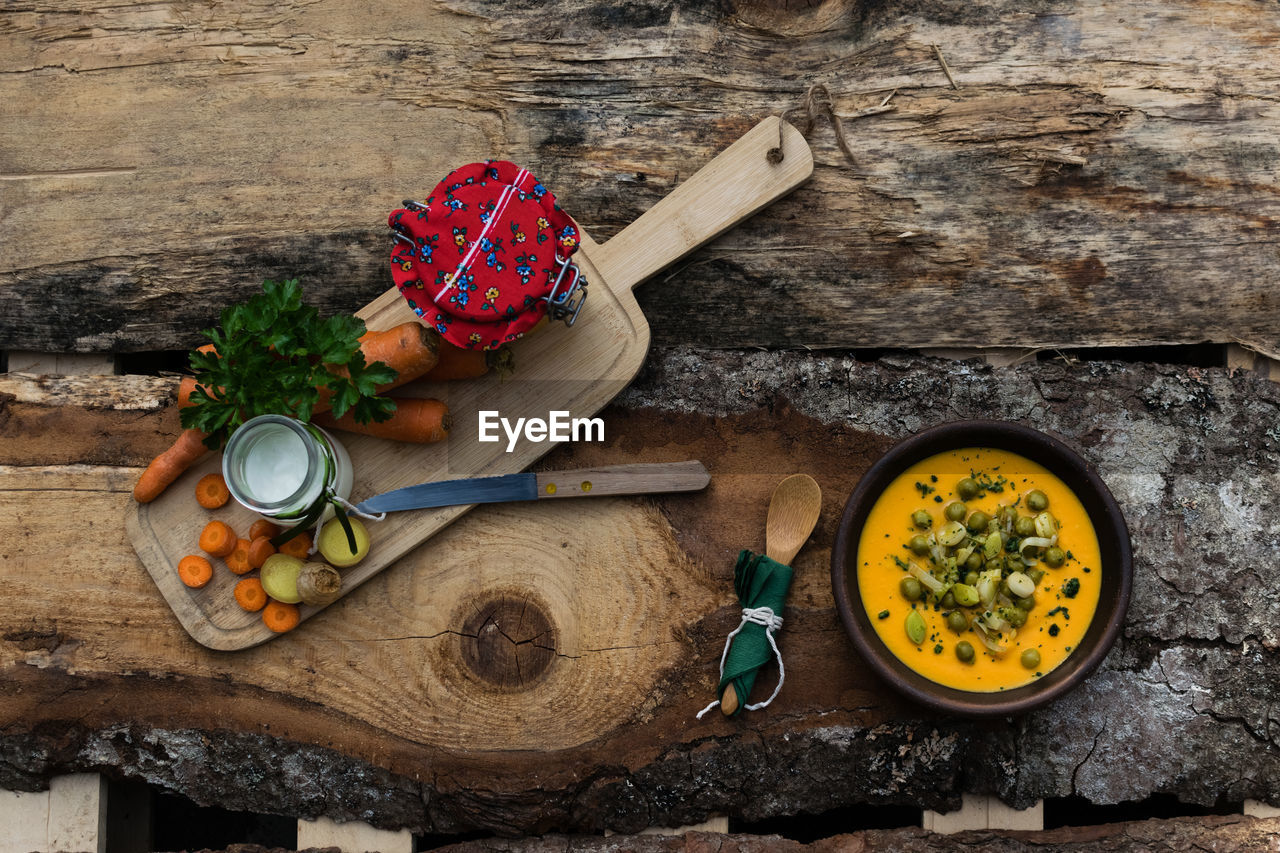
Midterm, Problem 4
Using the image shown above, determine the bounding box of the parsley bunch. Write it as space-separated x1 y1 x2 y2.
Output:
181 279 398 450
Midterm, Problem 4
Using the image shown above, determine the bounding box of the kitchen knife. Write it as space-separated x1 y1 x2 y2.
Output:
354 461 710 514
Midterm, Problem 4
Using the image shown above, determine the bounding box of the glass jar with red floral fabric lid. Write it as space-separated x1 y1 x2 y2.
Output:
388 161 587 351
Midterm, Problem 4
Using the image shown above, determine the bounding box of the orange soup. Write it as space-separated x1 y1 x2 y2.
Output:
857 447 1101 692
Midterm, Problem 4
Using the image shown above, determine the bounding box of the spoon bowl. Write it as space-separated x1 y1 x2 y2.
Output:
766 474 823 565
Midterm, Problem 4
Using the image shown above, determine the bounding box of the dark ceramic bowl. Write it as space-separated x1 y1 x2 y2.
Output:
831 420 1132 717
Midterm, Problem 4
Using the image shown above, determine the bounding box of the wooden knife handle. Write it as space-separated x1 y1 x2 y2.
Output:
590 116 814 293
533 462 710 499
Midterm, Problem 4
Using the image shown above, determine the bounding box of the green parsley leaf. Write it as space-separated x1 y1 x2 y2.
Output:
179 279 399 450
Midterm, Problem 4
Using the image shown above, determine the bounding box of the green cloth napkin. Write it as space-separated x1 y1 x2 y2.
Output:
712 549 794 717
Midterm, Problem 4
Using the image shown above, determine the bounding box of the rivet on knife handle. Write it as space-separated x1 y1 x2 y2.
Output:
534 462 710 499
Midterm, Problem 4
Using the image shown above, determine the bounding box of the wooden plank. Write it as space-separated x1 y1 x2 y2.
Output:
425 816 1280 852
0 788 50 853
1244 801 1280 819
5 353 116 376
4 353 1280 835
3 1 1280 354
1227 344 1279 382
0 775 106 853
297 816 413 853
46 774 107 853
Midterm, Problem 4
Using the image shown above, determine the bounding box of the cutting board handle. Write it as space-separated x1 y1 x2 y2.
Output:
589 116 814 293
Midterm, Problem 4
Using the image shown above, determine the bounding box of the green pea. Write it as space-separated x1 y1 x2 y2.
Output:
909 534 931 556
940 591 956 609
945 501 968 522
1014 516 1036 538
946 610 968 633
905 609 927 645
956 640 975 662
899 576 923 601
1043 546 1066 568
957 477 980 500
1028 568 1045 586
1005 555 1024 573
963 571 979 586
1020 648 1042 669
966 511 990 534
912 510 933 529
965 552 983 573
1027 490 1049 512
1016 595 1035 612
1005 608 1028 628
997 506 1018 528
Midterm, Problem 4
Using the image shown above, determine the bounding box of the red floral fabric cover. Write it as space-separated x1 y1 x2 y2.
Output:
388 161 583 351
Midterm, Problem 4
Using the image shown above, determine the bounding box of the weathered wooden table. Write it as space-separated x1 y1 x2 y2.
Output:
3 0 1280 850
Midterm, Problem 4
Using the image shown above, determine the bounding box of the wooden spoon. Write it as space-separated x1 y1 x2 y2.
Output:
720 473 822 715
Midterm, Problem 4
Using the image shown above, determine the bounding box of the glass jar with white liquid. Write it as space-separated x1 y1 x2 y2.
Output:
222 414 353 530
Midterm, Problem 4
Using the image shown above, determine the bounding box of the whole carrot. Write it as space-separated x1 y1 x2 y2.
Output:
133 428 210 503
349 322 441 391
315 397 450 444
419 341 514 382
178 323 440 412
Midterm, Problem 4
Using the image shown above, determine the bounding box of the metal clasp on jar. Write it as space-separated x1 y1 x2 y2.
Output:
544 254 587 326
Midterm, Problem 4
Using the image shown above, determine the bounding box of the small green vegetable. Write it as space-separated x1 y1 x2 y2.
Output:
1020 648 1042 669
951 583 979 607
1027 490 1049 512
1043 546 1066 568
899 576 924 601
905 609 927 644
957 477 980 500
946 610 967 633
966 511 990 533
945 501 968 522
909 534 931 556
1014 516 1036 538
955 641 975 662
912 509 933 529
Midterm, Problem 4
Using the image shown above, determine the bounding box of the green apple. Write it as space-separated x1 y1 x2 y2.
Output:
259 553 303 604
318 517 370 568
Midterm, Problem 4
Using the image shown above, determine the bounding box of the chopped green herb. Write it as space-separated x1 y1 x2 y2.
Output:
1062 577 1081 598
877 609 890 620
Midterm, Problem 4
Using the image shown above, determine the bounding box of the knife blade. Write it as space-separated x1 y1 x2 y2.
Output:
355 461 710 514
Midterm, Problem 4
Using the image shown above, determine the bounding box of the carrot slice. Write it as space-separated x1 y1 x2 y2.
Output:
262 600 300 633
224 538 253 575
278 531 312 560
177 555 213 589
195 473 230 509
234 577 267 612
249 519 281 541
198 520 237 558
247 536 276 570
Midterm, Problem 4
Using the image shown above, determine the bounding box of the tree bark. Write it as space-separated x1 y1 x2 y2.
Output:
2 351 1278 834
2 0 1279 353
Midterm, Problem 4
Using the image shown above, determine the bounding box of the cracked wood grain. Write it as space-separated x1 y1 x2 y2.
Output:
2 351 1279 832
1 0 1279 352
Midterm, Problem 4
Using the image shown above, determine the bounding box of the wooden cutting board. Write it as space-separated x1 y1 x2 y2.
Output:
125 117 813 650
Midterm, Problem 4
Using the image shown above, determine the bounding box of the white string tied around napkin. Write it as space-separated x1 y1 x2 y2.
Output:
695 605 785 720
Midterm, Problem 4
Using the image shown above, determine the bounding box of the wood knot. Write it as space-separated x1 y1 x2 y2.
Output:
458 591 558 691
